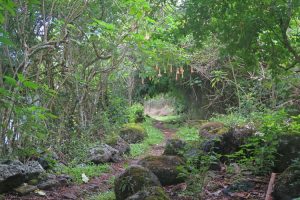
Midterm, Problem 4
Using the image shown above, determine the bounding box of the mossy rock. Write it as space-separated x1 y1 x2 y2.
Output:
273 165 300 200
119 123 147 144
125 186 170 200
138 155 186 186
202 126 254 156
114 166 161 200
106 135 130 155
274 134 300 172
163 139 186 157
199 122 227 137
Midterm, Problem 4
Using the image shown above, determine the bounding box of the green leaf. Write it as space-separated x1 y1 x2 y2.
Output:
23 81 39 89
17 73 26 82
28 0 40 5
0 36 14 46
92 19 116 31
4 76 17 86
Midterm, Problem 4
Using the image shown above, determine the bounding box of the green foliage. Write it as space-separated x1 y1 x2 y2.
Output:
176 126 199 142
153 115 182 123
225 110 300 175
130 119 164 157
127 103 145 123
122 123 145 134
184 0 300 74
210 113 248 127
56 164 110 184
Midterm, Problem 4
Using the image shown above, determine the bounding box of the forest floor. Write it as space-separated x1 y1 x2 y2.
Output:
4 120 269 200
4 121 177 200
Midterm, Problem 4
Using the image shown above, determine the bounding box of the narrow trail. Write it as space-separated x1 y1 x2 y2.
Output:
4 120 176 200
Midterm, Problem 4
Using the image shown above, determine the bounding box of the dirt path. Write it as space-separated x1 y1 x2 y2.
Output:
4 121 176 200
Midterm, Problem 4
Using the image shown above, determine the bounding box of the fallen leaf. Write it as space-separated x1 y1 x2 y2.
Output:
82 173 89 183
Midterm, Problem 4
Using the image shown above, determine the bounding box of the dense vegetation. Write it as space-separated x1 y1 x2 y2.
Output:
0 0 299 199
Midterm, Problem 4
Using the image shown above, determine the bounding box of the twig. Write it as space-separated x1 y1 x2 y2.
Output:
265 173 276 200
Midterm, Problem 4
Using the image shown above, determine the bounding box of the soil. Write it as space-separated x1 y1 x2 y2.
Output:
3 120 269 200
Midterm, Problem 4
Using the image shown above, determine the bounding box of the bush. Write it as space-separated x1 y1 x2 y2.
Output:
127 103 145 123
225 110 300 175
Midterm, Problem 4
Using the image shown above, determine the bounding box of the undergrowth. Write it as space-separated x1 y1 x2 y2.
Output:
176 126 199 142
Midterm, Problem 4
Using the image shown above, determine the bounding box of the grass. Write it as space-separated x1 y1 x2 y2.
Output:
151 115 182 123
88 191 115 200
209 112 249 126
176 126 199 142
56 164 110 183
130 119 164 157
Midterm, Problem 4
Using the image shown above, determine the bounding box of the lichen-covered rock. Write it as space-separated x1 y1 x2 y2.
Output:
163 139 186 157
0 160 44 193
119 123 146 144
273 165 300 200
24 161 45 181
114 166 161 200
199 122 226 136
125 186 170 200
13 184 37 195
202 126 254 155
88 144 121 164
107 136 131 155
0 160 26 193
274 134 300 172
37 178 59 190
215 127 254 155
138 155 186 186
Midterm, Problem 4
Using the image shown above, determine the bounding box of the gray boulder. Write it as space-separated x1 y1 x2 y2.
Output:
114 165 161 200
88 144 121 164
109 136 131 155
0 160 26 193
274 134 300 172
138 155 186 186
202 126 254 155
37 173 71 190
24 161 45 181
163 139 186 157
0 160 44 193
273 165 300 200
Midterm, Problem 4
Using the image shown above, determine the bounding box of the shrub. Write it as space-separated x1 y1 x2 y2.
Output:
127 103 145 123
